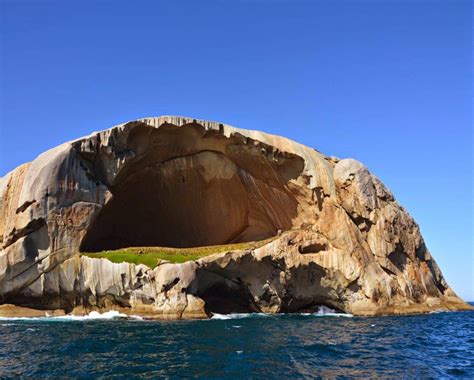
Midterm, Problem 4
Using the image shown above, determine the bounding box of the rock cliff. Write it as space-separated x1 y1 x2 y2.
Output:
0 116 470 318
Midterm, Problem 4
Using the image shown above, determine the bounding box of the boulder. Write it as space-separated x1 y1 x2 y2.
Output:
0 116 470 317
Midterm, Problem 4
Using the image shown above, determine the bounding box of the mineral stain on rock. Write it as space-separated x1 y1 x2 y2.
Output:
0 116 471 318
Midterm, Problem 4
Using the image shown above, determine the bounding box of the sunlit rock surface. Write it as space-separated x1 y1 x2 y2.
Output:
0 116 470 318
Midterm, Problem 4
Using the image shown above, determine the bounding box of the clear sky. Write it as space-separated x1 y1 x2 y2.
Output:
1 0 472 300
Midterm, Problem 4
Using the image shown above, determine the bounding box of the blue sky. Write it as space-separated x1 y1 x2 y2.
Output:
1 0 472 300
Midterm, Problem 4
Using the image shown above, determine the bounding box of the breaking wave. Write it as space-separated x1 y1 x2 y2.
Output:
211 306 353 320
0 310 143 322
1 307 351 322
301 305 353 318
211 313 270 320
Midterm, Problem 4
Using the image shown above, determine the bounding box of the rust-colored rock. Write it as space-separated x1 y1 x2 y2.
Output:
0 116 470 317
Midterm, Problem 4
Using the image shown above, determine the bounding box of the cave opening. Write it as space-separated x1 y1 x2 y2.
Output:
200 282 258 315
80 124 304 251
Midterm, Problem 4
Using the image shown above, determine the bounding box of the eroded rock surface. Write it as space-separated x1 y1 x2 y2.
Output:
0 116 470 317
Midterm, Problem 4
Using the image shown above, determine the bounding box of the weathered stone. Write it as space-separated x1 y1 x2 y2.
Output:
0 116 470 317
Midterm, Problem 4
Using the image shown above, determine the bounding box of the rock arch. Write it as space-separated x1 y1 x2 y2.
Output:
80 122 306 250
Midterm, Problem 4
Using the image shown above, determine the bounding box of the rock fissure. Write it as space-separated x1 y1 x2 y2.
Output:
15 199 37 214
2 218 47 249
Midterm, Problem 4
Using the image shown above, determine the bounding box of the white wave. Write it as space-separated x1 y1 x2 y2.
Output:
429 309 448 314
298 312 353 317
210 307 353 319
0 307 352 322
310 306 353 318
289 306 352 318
211 313 269 320
55 310 128 320
0 310 143 321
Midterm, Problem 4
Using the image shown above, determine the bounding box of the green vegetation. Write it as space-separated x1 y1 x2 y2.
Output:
81 238 275 268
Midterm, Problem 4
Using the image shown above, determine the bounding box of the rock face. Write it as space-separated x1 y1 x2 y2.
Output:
0 116 470 317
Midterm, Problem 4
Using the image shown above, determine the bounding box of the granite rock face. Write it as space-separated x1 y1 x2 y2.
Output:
0 116 470 317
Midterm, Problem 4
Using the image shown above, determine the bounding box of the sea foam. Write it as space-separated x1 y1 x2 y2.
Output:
211 306 353 319
211 313 270 320
304 305 353 318
0 310 143 321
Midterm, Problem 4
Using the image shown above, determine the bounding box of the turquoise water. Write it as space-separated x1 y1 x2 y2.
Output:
0 305 473 378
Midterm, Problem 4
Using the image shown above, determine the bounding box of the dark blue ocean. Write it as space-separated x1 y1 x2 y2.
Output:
1 305 473 378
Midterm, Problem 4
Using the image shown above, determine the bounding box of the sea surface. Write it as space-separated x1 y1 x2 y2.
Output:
0 304 473 378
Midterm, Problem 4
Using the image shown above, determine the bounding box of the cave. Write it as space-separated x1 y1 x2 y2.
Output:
80 123 304 251
200 281 258 314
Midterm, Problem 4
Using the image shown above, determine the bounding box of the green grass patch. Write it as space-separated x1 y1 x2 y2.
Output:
81 238 276 268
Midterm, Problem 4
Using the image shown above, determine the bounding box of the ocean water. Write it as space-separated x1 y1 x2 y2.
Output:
0 305 473 378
